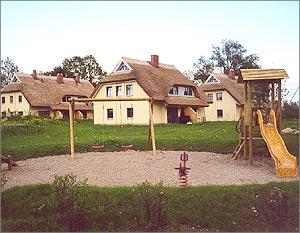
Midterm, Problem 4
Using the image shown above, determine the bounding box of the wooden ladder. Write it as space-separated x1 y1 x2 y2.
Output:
232 140 245 160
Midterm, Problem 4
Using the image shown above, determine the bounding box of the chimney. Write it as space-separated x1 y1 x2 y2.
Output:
75 73 81 83
150 55 159 68
229 69 235 79
32 69 38 79
57 73 64 84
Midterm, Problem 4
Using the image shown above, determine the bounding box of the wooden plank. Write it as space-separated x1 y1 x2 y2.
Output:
71 97 151 103
7 155 12 171
69 101 75 159
278 80 282 133
149 101 157 157
233 141 244 160
248 82 253 164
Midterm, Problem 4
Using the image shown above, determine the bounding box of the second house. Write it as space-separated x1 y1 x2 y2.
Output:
92 55 211 124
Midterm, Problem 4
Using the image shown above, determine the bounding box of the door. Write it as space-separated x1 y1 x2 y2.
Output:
167 107 178 123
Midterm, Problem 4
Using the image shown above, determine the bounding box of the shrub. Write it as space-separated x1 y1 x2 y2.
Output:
53 174 88 232
282 101 299 119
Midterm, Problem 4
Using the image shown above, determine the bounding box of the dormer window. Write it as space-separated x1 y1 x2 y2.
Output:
116 62 129 71
169 86 178 95
206 75 220 84
184 87 192 96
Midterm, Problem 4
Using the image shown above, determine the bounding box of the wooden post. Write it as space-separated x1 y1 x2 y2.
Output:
69 100 75 159
149 100 157 157
278 80 282 133
243 82 248 160
7 155 12 171
248 82 253 165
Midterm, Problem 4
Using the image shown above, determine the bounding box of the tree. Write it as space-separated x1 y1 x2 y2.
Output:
1 57 20 87
192 56 214 83
282 101 299 119
190 39 260 84
210 39 260 74
43 55 107 85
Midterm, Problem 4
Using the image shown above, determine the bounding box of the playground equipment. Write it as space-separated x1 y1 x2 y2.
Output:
68 98 156 159
175 152 191 187
233 68 298 177
1 155 17 171
257 109 298 177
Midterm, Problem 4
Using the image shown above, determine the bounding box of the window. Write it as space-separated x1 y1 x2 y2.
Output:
207 76 219 83
127 107 133 118
106 86 112 97
207 93 213 102
217 109 223 118
116 85 122 97
107 108 113 119
18 95 22 103
169 86 178 95
10 96 13 103
126 84 133 96
216 92 223 101
117 62 129 71
2 97 5 104
17 111 23 116
184 87 193 96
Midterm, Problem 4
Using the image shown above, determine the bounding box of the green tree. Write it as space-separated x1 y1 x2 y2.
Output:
282 101 299 119
192 56 214 83
1 57 20 87
43 55 106 85
210 39 260 73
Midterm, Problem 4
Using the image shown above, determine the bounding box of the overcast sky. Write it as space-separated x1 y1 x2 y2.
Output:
1 1 299 100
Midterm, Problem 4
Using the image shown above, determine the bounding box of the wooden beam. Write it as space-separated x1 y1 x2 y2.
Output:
149 100 157 157
248 82 253 165
278 80 282 133
70 97 151 103
69 101 75 159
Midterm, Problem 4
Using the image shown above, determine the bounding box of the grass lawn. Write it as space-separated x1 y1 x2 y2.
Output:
1 118 299 161
1 178 298 232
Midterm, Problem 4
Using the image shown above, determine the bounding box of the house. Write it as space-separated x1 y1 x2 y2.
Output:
199 69 244 121
92 55 211 124
1 70 94 119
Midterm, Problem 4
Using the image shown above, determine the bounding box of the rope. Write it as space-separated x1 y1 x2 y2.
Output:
120 102 123 146
102 103 105 146
130 102 134 146
290 86 299 103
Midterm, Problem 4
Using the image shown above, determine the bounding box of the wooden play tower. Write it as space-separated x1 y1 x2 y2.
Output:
232 69 288 163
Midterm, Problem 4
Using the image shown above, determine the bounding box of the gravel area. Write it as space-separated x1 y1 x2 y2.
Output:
2 150 298 190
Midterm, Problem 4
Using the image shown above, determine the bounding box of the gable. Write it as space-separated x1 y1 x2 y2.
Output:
112 59 132 73
204 75 220 84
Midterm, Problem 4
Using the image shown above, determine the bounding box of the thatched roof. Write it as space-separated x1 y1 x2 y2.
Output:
238 69 288 82
93 57 210 107
200 73 244 105
1 73 94 108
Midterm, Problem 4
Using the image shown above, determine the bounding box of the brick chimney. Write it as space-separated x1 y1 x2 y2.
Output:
75 73 81 83
32 69 38 79
56 73 64 84
150 55 159 68
229 69 235 79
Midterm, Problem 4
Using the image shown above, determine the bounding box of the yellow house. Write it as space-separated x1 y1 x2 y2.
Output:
92 55 211 125
199 70 244 121
1 71 94 119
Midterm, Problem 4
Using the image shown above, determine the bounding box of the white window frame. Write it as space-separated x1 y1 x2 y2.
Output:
106 86 113 97
126 84 133 96
107 108 113 119
216 92 223 101
217 109 223 118
116 85 122 97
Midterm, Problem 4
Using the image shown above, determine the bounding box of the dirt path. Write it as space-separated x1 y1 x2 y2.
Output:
2 150 298 190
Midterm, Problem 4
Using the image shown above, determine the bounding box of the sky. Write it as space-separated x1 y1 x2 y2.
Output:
1 1 299 100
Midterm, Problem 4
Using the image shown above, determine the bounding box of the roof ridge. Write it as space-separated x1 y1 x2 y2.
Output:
122 57 175 69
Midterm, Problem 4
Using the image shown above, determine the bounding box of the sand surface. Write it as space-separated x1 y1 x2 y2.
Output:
2 150 298 189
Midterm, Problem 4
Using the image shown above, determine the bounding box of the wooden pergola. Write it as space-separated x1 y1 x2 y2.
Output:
232 69 288 163
68 97 157 159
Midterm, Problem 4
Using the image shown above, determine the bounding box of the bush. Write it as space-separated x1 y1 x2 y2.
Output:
282 101 299 119
53 174 88 232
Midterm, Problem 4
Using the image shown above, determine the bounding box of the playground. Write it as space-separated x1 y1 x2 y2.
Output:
2 150 298 190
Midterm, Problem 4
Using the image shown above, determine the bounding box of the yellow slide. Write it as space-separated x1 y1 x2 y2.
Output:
257 109 298 177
